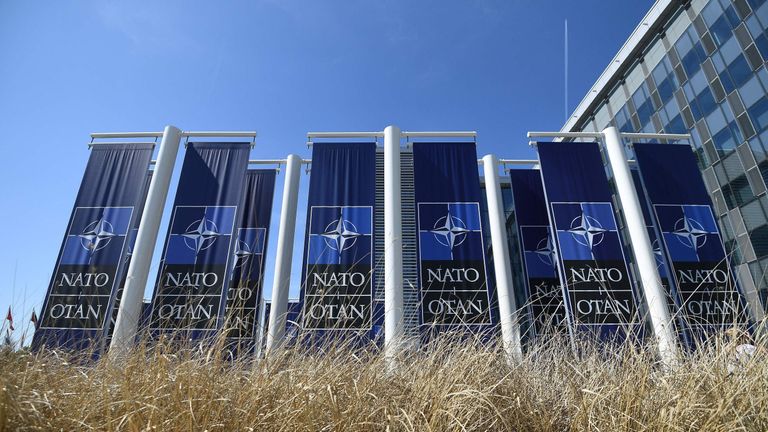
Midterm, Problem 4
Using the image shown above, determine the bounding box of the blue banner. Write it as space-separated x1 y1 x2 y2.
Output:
537 141 642 340
149 143 250 338
634 143 749 339
104 171 153 346
33 144 153 351
224 169 276 352
300 143 376 332
412 142 491 329
508 169 566 337
631 169 689 344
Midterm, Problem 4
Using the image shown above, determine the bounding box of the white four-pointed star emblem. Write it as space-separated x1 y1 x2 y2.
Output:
568 214 606 249
233 240 253 268
430 212 469 251
321 217 361 251
534 236 556 266
78 215 117 254
182 218 221 254
673 217 708 250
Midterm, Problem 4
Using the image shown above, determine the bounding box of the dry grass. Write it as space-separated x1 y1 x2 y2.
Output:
1 330 768 431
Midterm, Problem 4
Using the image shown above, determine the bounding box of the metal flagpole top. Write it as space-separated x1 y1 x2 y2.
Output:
527 131 603 139
306 128 478 147
476 159 538 165
89 130 258 148
88 141 157 149
90 132 164 139
526 130 691 141
181 131 257 138
307 131 384 138
402 131 477 138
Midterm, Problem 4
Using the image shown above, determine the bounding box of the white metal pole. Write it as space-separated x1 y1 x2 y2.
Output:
109 125 182 358
384 125 404 365
482 154 523 363
265 154 302 353
602 126 679 367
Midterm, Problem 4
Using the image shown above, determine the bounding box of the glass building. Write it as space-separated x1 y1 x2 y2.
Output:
562 0 768 318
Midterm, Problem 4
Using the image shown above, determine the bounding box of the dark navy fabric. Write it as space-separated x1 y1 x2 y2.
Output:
634 143 711 205
537 141 642 341
104 171 153 347
306 143 376 206
536 141 612 203
508 169 566 338
412 142 493 332
33 144 153 353
149 143 250 340
634 143 749 339
300 143 376 337
224 169 276 355
413 142 481 203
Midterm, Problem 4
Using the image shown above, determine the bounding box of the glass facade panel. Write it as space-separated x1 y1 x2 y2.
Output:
748 97 768 132
677 27 708 77
653 58 679 104
751 225 768 257
742 198 768 230
594 103 612 130
568 0 768 312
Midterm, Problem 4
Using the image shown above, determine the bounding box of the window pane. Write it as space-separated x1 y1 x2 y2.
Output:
750 136 768 162
755 33 768 60
682 49 703 76
666 115 687 134
712 122 741 155
732 175 755 205
711 14 734 47
658 77 676 103
707 107 728 133
743 199 768 231
728 55 753 90
702 0 723 26
740 75 765 108
637 101 654 126
699 87 718 117
720 36 741 64
751 225 768 258
749 97 768 132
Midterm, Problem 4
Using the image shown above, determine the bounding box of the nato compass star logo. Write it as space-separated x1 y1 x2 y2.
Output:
567 213 606 249
78 215 117 255
232 228 266 269
673 217 708 250
233 239 254 268
320 216 362 251
534 236 556 266
430 211 469 251
182 218 221 254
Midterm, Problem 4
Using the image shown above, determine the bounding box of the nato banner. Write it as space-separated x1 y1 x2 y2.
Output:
224 169 276 351
508 169 566 337
632 169 688 343
33 143 153 351
149 143 250 338
413 142 491 328
300 143 375 332
105 171 153 346
537 141 641 339
634 143 748 338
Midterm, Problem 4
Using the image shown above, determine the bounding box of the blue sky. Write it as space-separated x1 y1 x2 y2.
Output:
0 0 652 337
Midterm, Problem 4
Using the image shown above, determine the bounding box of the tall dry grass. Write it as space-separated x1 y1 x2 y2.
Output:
1 329 767 431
